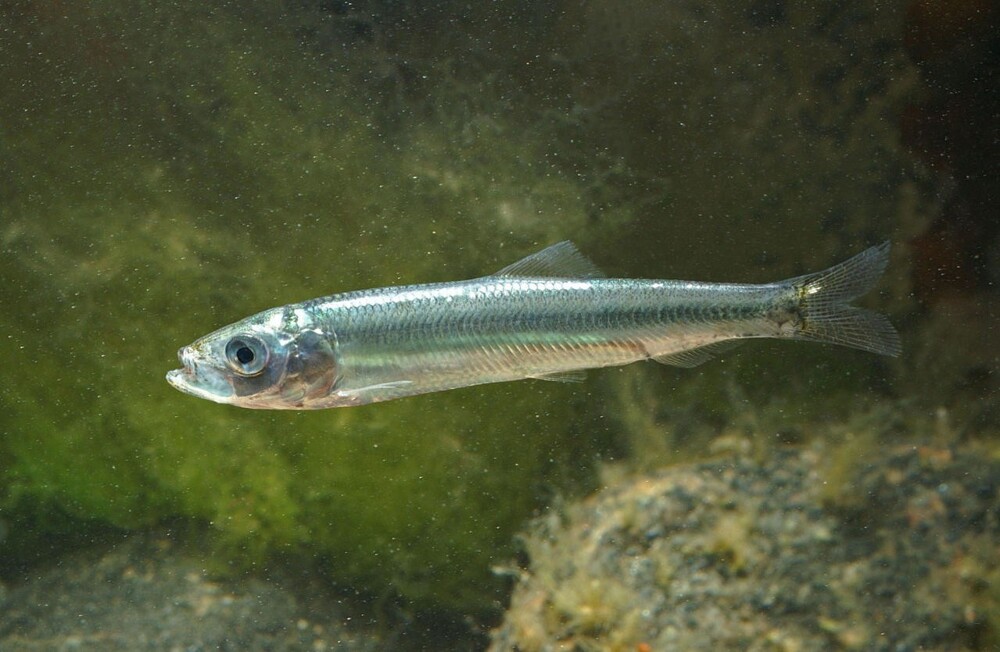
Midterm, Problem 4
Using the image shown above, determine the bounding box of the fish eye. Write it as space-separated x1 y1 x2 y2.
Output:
224 335 269 376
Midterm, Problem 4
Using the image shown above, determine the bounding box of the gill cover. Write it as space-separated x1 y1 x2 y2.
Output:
273 329 339 406
225 326 339 407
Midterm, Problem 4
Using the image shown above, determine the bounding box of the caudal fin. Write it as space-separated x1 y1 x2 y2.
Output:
790 242 901 357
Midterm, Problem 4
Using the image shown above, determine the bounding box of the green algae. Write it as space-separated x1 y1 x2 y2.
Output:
0 0 951 628
0 1 611 616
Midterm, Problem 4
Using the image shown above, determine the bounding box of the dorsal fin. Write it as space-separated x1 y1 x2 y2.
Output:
493 241 606 279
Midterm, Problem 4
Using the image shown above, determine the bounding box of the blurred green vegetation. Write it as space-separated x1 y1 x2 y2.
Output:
0 0 932 621
0 1 609 615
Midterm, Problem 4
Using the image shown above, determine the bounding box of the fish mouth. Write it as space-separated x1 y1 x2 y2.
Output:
166 346 236 403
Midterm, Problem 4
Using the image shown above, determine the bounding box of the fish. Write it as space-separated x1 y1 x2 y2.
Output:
166 241 900 409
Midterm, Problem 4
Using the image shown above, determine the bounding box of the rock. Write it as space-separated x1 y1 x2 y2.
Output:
0 531 384 652
491 447 1000 651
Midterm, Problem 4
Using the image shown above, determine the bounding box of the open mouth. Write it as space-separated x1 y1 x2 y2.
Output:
165 366 196 391
165 346 235 403
166 346 198 389
166 347 195 389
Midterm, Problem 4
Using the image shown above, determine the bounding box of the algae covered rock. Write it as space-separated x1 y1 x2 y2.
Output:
492 446 1000 651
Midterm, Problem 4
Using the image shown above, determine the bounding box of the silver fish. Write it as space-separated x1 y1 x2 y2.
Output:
166 241 900 409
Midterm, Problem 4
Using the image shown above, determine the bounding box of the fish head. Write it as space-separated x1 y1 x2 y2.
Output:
166 307 339 409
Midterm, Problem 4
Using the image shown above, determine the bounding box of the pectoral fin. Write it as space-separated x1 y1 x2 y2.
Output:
335 380 414 398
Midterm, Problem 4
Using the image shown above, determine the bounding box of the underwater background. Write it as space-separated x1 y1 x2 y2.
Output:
0 0 997 649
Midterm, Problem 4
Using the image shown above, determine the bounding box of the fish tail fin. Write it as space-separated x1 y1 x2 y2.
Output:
788 241 901 357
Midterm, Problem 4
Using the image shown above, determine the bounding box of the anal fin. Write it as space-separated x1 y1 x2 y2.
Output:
653 341 742 368
528 370 587 383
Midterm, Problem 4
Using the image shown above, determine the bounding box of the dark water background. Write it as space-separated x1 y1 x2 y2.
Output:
0 0 996 647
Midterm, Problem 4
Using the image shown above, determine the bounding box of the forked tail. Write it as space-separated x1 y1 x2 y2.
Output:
789 242 901 356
